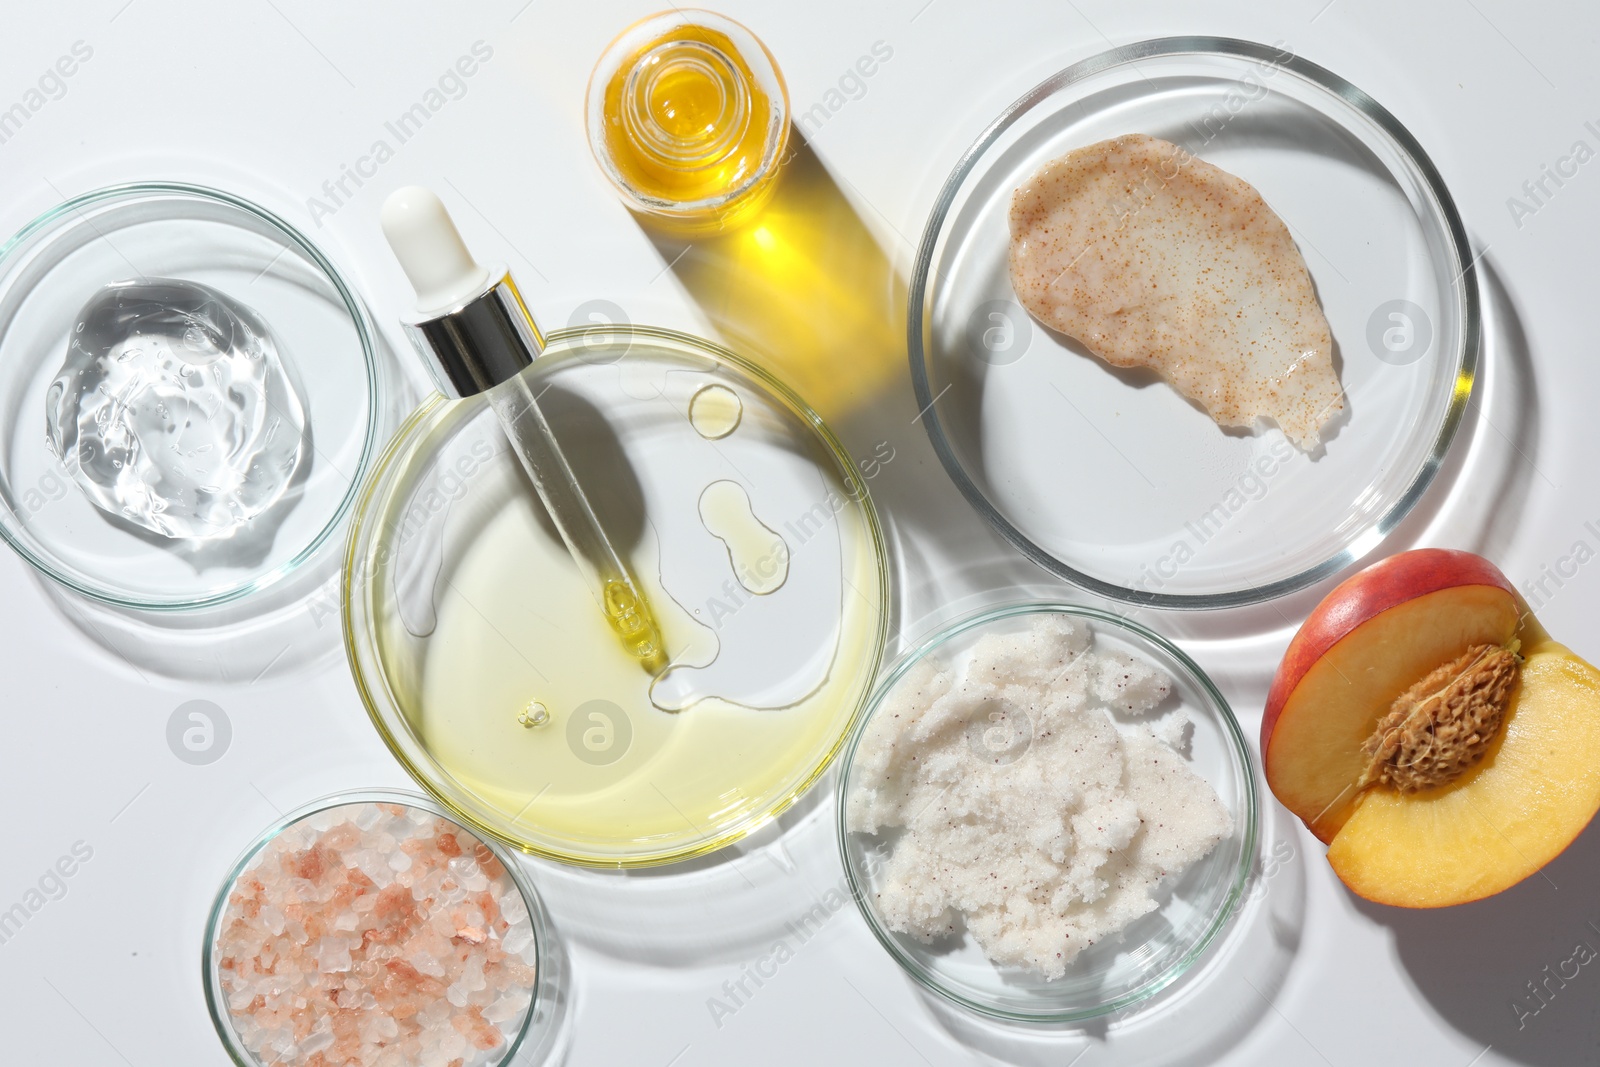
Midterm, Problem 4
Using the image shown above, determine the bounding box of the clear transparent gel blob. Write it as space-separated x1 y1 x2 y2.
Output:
44 279 307 540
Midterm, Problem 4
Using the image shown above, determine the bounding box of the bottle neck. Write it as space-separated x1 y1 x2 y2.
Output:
621 38 752 170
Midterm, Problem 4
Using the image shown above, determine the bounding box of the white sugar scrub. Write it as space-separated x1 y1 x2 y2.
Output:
846 614 1233 980
213 802 538 1067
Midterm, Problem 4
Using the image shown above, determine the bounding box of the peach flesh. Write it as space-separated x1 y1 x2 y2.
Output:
1262 550 1519 763
1262 549 1520 843
1327 627 1600 907
1265 584 1520 842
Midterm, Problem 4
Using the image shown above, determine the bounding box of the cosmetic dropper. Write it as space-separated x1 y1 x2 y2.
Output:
380 186 667 672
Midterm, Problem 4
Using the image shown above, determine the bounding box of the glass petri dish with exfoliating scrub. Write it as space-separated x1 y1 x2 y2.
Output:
910 38 1479 608
202 789 566 1067
838 602 1256 1021
0 183 381 610
345 326 888 868
586 9 790 232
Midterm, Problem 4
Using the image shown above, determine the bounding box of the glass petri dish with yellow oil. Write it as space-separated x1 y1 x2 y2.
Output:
344 326 887 867
586 9 790 232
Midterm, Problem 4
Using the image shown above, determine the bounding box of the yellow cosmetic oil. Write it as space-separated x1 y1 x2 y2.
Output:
410 499 876 859
688 383 742 438
600 573 668 671
588 11 790 232
697 479 789 595
351 329 888 868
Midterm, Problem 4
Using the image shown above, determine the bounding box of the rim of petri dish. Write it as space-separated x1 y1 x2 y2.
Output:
836 601 1258 1022
0 181 381 611
343 325 890 868
907 38 1480 609
200 787 561 1067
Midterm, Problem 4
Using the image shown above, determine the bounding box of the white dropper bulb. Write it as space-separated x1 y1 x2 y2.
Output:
380 186 492 316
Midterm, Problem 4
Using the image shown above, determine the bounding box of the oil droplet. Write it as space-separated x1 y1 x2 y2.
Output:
698 479 788 595
518 701 550 728
688 384 742 439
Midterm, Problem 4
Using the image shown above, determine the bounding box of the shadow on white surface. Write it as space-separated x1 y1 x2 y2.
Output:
1365 256 1541 567
34 544 349 682
524 769 844 969
1353 812 1600 1065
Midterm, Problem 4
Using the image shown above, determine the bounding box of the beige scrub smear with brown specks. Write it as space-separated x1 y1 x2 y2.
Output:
1008 134 1343 451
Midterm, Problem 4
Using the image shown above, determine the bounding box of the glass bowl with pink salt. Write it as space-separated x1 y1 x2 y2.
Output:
203 790 565 1067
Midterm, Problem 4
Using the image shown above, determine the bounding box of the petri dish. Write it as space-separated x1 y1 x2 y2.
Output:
0 183 380 610
202 788 566 1067
837 602 1256 1021
909 38 1479 608
345 325 888 868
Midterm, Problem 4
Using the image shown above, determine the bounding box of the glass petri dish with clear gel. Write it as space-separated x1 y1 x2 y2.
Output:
345 326 889 868
909 38 1479 608
0 183 380 610
837 602 1257 1022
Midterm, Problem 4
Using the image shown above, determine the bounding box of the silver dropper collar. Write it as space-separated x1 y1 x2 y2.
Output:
402 268 546 400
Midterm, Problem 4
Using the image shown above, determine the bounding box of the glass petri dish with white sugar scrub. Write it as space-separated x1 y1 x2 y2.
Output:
839 602 1256 1021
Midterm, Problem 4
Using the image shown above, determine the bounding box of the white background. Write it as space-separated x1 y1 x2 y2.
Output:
0 1 1596 1065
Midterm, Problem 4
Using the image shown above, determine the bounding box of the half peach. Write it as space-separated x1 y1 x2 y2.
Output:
1261 548 1600 908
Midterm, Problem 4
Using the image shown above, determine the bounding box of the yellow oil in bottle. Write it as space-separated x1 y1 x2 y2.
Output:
592 16 788 231
592 18 900 421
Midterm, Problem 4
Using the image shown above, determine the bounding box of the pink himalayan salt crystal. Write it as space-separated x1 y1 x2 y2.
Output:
216 803 538 1067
